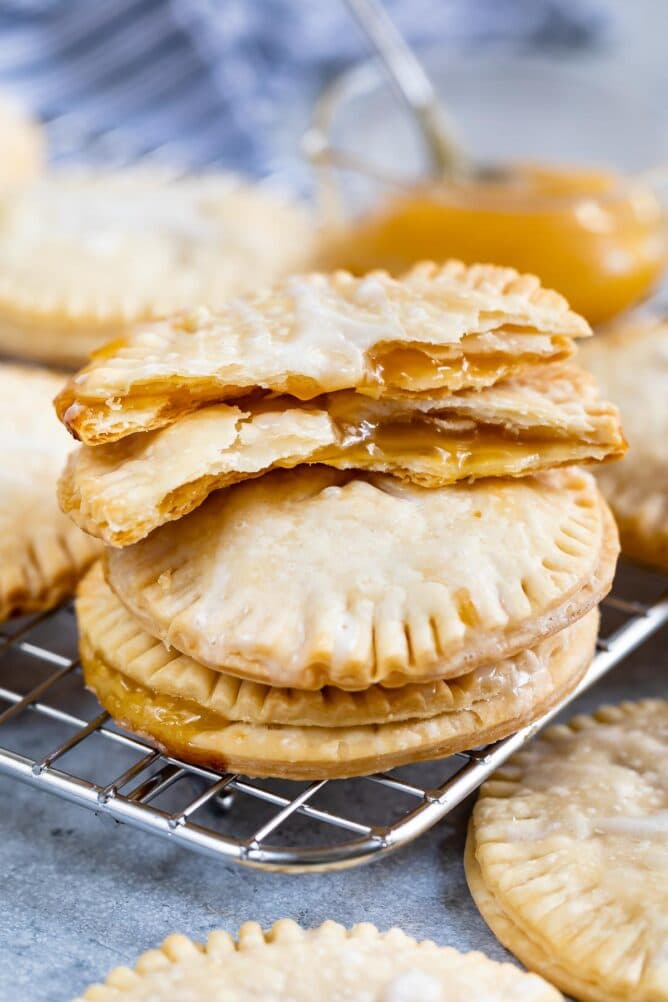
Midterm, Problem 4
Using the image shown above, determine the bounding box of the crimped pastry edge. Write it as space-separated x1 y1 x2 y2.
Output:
465 699 668 1002
75 917 562 1001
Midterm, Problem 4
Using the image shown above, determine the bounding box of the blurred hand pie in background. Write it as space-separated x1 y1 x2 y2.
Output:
0 169 315 367
580 317 668 572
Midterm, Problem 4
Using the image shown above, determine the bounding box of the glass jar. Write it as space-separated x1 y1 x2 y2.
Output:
310 51 668 325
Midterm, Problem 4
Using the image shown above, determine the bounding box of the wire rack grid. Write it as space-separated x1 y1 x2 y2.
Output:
1 570 667 874
1 120 666 873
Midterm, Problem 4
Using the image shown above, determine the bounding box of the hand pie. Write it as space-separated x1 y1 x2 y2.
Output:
466 699 668 1002
0 169 314 366
60 364 625 546
78 563 597 777
0 364 100 621
0 94 43 188
580 318 668 571
75 920 562 1002
55 261 591 444
105 465 617 690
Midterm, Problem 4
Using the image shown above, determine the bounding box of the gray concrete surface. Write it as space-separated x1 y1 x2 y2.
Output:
3 5 668 998
1 560 666 1001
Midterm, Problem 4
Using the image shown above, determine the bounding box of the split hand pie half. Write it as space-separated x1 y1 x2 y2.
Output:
0 364 100 621
580 317 668 570
55 260 591 444
78 563 597 779
60 363 625 546
466 699 668 1002
105 465 618 690
75 920 562 1002
0 169 314 366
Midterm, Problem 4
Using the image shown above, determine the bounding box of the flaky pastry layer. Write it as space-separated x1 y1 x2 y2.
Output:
60 363 625 546
55 260 591 444
81 602 595 779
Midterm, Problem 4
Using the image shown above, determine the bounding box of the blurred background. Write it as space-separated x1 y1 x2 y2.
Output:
1 0 667 326
0 0 664 185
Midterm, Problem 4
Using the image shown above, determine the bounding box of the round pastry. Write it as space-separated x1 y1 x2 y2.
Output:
466 699 668 1002
0 363 100 621
78 563 598 779
75 919 563 1001
105 465 617 690
0 93 43 188
78 562 599 730
580 318 668 571
59 363 625 547
54 260 592 445
0 169 314 366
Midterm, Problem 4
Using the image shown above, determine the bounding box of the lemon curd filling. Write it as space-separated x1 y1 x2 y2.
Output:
316 397 610 482
367 341 574 395
325 426 601 481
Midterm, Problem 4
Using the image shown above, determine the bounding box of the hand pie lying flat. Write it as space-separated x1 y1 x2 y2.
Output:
0 169 314 366
0 364 100 621
0 94 43 188
60 363 625 546
81 571 595 778
466 699 668 1002
105 465 617 690
85 563 595 731
580 318 668 571
55 260 591 444
75 920 562 1002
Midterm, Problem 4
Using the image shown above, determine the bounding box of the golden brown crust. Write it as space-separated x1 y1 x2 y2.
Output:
580 318 668 571
54 260 591 444
80 598 597 780
104 466 618 690
466 699 668 1002
59 364 625 547
465 838 594 1002
78 561 598 729
0 362 100 621
595 486 668 572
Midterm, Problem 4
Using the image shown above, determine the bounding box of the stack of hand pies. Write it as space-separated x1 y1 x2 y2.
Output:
56 261 625 779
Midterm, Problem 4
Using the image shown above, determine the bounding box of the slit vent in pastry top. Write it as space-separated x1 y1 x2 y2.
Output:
59 362 625 546
54 260 591 445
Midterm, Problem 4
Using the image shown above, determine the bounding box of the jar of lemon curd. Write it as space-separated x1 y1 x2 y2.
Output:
310 53 668 325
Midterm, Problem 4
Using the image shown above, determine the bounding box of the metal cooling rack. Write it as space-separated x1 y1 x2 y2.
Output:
1 566 667 873
1 120 667 872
